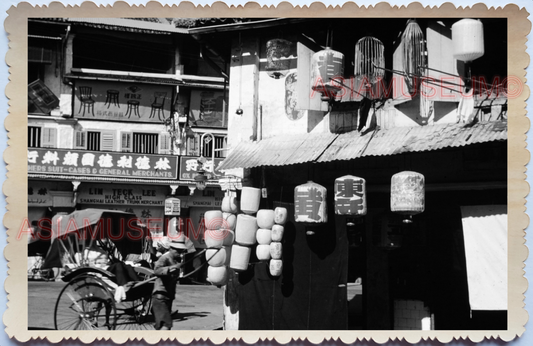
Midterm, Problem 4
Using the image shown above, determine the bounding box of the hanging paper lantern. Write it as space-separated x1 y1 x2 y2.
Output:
274 207 288 225
235 214 258 246
222 212 237 231
334 175 367 216
266 39 292 79
206 248 227 267
256 228 272 245
222 196 240 214
257 209 275 229
241 187 261 214
354 37 385 84
204 210 223 230
256 244 271 261
270 242 283 259
311 47 345 100
207 265 228 286
401 20 427 92
230 244 252 271
269 259 283 276
271 225 284 242
204 229 229 248
390 171 425 217
452 19 484 62
294 181 328 223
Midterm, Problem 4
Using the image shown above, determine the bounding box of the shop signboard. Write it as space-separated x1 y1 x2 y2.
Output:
178 156 224 181
28 148 178 180
73 80 173 123
77 185 166 206
179 188 224 208
164 197 181 215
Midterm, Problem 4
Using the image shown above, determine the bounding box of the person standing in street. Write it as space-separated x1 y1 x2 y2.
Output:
151 238 188 330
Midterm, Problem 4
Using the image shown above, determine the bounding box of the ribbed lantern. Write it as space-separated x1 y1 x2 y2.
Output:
390 171 425 222
311 47 345 100
402 20 426 93
334 175 367 216
354 37 385 84
266 39 292 79
452 19 484 62
294 181 327 223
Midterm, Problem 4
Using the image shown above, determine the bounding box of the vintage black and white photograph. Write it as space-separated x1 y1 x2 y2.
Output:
9 3 526 341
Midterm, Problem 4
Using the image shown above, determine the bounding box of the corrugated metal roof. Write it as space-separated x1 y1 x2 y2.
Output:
66 18 189 34
219 121 507 170
218 132 338 170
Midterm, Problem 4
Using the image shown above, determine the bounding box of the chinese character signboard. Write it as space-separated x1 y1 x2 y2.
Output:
77 185 166 206
73 80 173 123
28 148 178 180
178 156 224 181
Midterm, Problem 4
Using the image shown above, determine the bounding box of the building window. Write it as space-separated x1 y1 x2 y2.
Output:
133 133 159 154
188 133 227 158
74 130 115 151
28 126 42 148
86 131 101 151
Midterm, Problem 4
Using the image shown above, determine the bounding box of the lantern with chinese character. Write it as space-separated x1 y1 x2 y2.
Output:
354 37 385 85
266 39 292 79
311 47 345 101
390 171 425 222
452 19 484 62
294 181 327 223
334 175 367 216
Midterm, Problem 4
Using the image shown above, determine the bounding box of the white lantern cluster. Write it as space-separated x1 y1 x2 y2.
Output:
205 196 238 286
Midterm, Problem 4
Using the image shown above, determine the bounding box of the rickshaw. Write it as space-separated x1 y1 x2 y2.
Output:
42 209 158 330
42 209 211 330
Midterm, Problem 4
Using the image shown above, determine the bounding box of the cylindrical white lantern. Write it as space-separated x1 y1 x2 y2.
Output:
230 244 252 271
221 196 240 214
334 175 367 216
269 259 283 276
391 171 425 215
235 214 258 246
274 207 288 225
241 187 261 214
205 229 231 248
256 244 271 261
270 242 283 259
204 210 223 230
257 209 275 229
294 181 328 223
452 19 484 62
206 248 226 267
271 225 284 242
256 228 272 245
207 265 228 286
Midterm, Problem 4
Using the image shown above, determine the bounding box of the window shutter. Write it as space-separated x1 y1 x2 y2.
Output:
296 42 329 112
42 127 57 148
187 135 200 156
159 133 171 155
121 132 132 152
100 130 116 152
73 131 87 149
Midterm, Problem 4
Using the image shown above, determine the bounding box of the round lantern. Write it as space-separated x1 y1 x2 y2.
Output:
256 228 272 245
266 39 292 79
222 212 237 231
230 244 252 271
294 181 328 223
206 248 226 267
235 214 258 246
222 229 235 247
222 196 240 214
452 19 484 62
241 187 261 214
274 207 288 225
269 259 283 276
354 37 385 84
204 210 223 230
204 229 228 248
271 224 284 242
311 47 345 100
256 244 271 261
257 209 275 229
401 20 426 92
334 175 367 216
207 265 228 286
390 171 425 221
270 242 283 259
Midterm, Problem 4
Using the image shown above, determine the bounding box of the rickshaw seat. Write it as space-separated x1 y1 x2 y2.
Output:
61 266 116 283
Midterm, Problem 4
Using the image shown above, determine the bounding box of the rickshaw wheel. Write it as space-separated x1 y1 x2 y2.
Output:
54 274 117 330
115 297 154 330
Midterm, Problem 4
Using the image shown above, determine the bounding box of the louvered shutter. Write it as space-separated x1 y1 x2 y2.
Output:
42 127 57 148
159 133 171 154
73 131 87 149
121 132 132 152
100 130 116 152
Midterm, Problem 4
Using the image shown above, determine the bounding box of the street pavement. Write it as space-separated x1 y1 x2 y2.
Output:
28 280 224 330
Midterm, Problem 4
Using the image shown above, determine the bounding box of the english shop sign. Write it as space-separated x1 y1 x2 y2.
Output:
27 148 178 179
